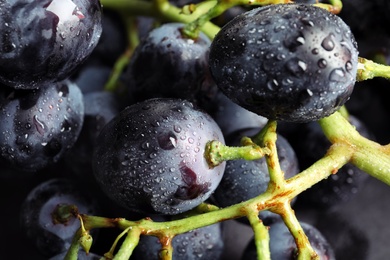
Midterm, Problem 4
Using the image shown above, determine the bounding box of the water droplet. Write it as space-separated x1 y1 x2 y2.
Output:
157 131 177 150
329 68 346 82
173 125 182 133
284 32 305 52
312 48 319 55
345 61 353 71
301 17 314 27
321 33 335 51
286 58 307 76
33 115 46 135
318 59 327 69
274 25 285 32
266 79 279 91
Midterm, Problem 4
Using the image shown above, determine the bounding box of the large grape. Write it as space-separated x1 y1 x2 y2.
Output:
209 4 358 122
93 98 226 215
0 0 102 89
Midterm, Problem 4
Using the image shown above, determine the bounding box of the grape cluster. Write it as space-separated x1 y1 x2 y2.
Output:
1 0 390 259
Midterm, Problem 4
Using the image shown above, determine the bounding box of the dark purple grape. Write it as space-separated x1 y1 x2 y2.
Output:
73 64 112 94
209 4 358 123
209 92 268 136
20 178 99 257
133 222 224 260
241 221 335 260
213 128 299 225
124 23 215 104
0 80 84 172
89 9 127 66
314 211 369 260
294 115 372 209
93 98 226 215
64 91 120 179
0 0 102 89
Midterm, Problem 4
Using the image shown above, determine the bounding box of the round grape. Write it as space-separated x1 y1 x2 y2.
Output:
93 98 226 215
0 0 102 89
209 4 358 122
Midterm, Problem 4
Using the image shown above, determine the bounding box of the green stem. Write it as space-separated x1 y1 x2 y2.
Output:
64 229 82 260
319 112 390 186
280 203 318 260
100 0 220 39
356 57 390 81
314 0 342 14
247 211 270 260
204 140 270 167
113 228 142 260
158 236 174 260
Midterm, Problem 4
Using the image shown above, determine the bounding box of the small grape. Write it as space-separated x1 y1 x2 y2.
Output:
124 23 215 104
93 98 226 215
20 178 99 258
133 222 224 260
0 80 84 172
209 4 358 122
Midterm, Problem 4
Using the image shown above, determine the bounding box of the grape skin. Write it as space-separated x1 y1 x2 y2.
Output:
0 0 102 89
0 80 84 172
124 23 214 104
20 178 99 257
133 222 224 260
93 98 226 215
209 4 358 122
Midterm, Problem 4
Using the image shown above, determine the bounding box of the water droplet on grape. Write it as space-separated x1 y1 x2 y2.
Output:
157 131 177 150
266 79 279 91
321 33 335 51
329 68 346 82
318 59 327 69
286 58 307 76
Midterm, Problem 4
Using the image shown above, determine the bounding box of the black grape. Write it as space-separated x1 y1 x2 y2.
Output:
93 98 226 215
0 0 102 89
0 80 84 172
209 4 358 122
133 222 224 260
20 178 99 257
124 23 215 104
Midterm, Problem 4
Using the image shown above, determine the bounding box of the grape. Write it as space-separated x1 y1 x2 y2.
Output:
0 0 102 89
0 80 84 172
213 128 299 225
241 221 335 259
20 178 99 257
208 92 268 136
293 115 373 209
133 222 224 260
209 4 358 122
93 98 226 215
124 23 215 104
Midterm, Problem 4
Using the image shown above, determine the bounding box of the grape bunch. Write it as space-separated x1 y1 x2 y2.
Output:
2 0 390 260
